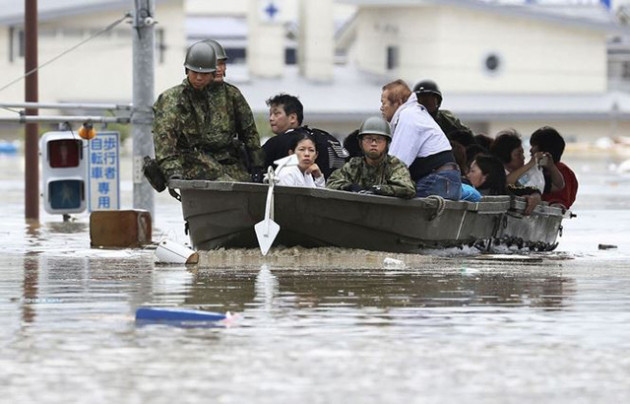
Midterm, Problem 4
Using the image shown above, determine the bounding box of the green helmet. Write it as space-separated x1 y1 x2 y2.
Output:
413 80 442 107
203 39 228 60
184 41 217 73
358 116 392 140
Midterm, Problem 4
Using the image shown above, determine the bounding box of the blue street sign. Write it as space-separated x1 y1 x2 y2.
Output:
88 132 120 211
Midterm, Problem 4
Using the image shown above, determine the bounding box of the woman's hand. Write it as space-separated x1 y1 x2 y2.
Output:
525 154 538 168
306 163 322 178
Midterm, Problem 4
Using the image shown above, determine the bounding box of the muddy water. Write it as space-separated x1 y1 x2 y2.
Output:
2 153 630 403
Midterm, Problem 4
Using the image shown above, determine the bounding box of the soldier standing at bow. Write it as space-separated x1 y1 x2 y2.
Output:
152 41 264 182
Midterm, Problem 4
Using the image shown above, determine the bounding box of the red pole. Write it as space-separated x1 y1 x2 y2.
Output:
25 0 39 220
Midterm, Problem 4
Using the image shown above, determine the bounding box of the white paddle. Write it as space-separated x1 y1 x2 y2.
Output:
254 155 298 255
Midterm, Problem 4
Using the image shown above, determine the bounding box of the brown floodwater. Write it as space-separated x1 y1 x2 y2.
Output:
1 153 630 403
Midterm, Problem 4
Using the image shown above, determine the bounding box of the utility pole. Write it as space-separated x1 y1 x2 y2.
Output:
131 0 155 218
25 0 39 221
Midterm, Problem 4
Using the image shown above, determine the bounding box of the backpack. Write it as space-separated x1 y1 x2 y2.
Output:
300 126 349 179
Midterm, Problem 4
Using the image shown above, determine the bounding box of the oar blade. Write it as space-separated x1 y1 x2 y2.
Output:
254 218 280 256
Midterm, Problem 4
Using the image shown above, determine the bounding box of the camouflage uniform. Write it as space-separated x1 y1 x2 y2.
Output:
152 79 264 181
326 155 416 199
210 81 265 169
434 109 474 139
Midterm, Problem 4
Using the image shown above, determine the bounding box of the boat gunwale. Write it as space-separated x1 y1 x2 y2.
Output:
169 180 521 215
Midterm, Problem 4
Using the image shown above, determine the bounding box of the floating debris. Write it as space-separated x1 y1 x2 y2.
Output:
135 307 235 328
383 257 406 269
474 254 543 263
154 239 199 264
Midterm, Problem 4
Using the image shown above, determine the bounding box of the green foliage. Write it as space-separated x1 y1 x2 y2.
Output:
103 122 130 142
254 112 273 140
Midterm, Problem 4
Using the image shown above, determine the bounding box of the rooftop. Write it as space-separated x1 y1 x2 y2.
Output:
227 65 630 123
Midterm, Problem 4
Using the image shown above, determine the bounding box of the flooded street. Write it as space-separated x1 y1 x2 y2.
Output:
1 152 630 403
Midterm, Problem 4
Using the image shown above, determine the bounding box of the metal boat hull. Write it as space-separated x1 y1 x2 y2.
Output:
170 180 567 253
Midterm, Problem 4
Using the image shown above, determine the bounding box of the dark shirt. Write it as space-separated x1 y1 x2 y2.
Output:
434 109 474 141
262 126 348 179
262 131 300 171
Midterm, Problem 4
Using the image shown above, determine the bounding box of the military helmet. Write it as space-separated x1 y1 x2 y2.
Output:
203 39 228 60
184 41 217 73
413 80 442 107
358 116 392 140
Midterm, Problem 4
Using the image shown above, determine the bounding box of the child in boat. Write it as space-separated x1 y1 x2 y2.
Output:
276 132 326 188
529 126 578 211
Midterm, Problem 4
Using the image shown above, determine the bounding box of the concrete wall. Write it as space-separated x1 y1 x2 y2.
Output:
186 0 250 15
298 0 334 81
0 1 185 116
246 0 285 78
354 5 607 94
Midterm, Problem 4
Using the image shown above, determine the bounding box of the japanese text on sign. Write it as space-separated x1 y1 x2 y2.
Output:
88 132 120 211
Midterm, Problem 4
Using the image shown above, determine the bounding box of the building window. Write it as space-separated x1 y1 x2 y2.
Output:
285 48 296 65
156 28 165 64
483 52 502 76
387 46 398 70
8 26 25 62
622 61 630 80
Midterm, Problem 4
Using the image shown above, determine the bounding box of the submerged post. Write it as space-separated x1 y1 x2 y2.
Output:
24 0 39 221
131 0 155 218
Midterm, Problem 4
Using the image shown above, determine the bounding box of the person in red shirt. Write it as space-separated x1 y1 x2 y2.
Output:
529 126 578 210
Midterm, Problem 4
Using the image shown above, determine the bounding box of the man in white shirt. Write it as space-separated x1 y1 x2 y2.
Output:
381 79 461 200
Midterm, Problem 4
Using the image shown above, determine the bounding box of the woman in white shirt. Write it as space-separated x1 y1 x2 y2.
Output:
276 133 325 188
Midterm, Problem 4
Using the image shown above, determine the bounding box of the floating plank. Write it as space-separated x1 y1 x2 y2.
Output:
135 307 227 322
474 254 543 263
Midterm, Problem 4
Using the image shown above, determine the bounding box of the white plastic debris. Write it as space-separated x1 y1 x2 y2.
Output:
383 257 406 269
155 239 198 264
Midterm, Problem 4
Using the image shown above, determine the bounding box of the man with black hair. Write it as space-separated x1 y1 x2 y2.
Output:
530 126 577 210
262 93 348 178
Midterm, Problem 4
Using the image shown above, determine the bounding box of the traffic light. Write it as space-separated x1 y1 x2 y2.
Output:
40 132 88 215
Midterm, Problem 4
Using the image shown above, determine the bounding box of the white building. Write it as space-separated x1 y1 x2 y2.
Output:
183 0 630 143
2 0 630 144
0 0 185 136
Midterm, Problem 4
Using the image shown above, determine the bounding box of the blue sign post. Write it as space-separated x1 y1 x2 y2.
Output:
88 132 120 211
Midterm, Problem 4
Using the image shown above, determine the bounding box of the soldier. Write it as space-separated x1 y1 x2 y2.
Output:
202 39 265 182
413 80 475 141
152 41 264 183
326 116 416 199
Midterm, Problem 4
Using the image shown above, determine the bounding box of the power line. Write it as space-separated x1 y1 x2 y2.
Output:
0 12 132 95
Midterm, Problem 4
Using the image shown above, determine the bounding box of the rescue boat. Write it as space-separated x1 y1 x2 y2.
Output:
168 179 570 254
